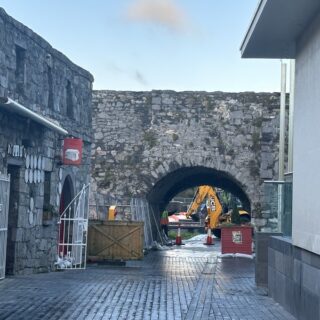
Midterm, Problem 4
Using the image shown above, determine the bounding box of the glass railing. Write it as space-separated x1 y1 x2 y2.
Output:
262 175 292 236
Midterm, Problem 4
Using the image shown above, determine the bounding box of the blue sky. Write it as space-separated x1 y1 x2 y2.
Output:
0 0 281 92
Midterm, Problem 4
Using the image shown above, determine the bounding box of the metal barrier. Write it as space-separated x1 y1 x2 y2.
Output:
57 184 89 269
130 198 154 248
0 174 10 280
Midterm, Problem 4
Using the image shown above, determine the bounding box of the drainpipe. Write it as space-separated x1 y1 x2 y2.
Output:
0 96 68 136
279 62 287 181
277 61 287 233
287 60 295 173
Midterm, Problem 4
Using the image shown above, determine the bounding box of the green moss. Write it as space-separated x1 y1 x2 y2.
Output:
252 117 263 128
97 167 114 188
231 205 241 225
143 130 158 148
172 133 179 142
168 230 201 240
251 131 261 152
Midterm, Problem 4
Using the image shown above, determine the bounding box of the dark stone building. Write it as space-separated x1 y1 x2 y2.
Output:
0 8 93 275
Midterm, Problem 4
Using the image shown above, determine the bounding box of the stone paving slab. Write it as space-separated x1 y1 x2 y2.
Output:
0 239 296 320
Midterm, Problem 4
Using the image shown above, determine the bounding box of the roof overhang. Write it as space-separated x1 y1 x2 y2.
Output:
0 96 68 136
241 0 320 59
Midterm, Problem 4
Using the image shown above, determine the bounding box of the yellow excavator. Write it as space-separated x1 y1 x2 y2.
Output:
186 185 250 237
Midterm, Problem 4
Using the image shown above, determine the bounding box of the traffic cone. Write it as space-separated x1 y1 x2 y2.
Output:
204 228 214 245
175 224 182 245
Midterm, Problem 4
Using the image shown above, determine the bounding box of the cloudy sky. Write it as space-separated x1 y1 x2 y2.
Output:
0 0 281 92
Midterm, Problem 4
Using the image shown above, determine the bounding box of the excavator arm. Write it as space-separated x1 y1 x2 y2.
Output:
205 187 223 229
186 186 210 218
186 185 223 229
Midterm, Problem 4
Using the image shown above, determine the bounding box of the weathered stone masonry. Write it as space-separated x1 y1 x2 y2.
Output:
91 90 282 231
0 8 93 274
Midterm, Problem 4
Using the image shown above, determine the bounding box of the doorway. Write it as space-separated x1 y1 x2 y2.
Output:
58 175 74 257
6 165 20 275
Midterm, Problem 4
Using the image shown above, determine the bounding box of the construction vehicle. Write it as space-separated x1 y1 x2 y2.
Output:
186 185 250 237
108 205 117 220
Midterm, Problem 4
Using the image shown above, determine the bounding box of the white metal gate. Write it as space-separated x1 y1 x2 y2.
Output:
56 184 89 269
0 174 10 280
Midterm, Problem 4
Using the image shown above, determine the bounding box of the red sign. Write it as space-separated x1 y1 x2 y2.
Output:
221 226 253 255
63 138 82 165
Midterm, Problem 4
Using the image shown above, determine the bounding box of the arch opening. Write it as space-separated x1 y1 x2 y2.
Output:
58 175 75 256
147 166 251 218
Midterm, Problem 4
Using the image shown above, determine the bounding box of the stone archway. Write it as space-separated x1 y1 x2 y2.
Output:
146 166 251 217
91 90 282 231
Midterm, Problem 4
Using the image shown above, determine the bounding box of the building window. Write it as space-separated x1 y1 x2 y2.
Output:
15 45 26 94
47 66 54 110
66 80 74 118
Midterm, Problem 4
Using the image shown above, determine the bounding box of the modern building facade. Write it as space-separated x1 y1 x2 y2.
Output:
241 1 320 319
0 8 93 276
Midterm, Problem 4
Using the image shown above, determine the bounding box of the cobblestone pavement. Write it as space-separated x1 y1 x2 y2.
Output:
0 238 295 320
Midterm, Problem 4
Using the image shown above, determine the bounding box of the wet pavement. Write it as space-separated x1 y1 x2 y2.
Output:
0 236 295 320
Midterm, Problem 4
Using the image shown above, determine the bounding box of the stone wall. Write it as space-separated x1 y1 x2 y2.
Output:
91 90 282 230
0 8 93 274
268 236 320 320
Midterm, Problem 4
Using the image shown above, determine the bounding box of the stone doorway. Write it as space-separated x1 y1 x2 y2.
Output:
58 175 74 256
6 165 20 275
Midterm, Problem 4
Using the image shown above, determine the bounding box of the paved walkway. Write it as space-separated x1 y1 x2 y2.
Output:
0 237 295 320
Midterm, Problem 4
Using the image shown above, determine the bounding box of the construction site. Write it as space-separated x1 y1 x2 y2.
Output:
2 0 320 319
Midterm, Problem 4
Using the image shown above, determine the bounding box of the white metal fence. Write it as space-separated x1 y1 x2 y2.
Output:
56 184 89 269
0 174 10 280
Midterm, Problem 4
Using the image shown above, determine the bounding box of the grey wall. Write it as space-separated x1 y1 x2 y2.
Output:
293 9 320 254
0 8 93 274
268 236 320 320
91 90 282 231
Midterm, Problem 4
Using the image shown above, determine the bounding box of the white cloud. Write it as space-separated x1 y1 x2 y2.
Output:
125 0 189 33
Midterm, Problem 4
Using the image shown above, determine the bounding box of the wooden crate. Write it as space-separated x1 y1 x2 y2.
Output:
87 221 144 261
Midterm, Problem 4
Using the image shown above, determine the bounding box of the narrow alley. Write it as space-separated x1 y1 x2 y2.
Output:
0 237 295 320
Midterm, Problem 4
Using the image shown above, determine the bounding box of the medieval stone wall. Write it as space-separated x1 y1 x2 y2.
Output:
91 90 282 231
0 8 93 274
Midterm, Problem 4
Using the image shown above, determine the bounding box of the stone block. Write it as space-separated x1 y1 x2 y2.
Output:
293 258 302 284
275 250 285 274
302 263 320 296
268 248 275 268
300 287 319 320
301 250 312 266
39 239 47 251
42 157 53 171
283 254 293 276
274 270 286 307
268 266 276 299
310 252 320 270
255 262 268 286
284 279 300 318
